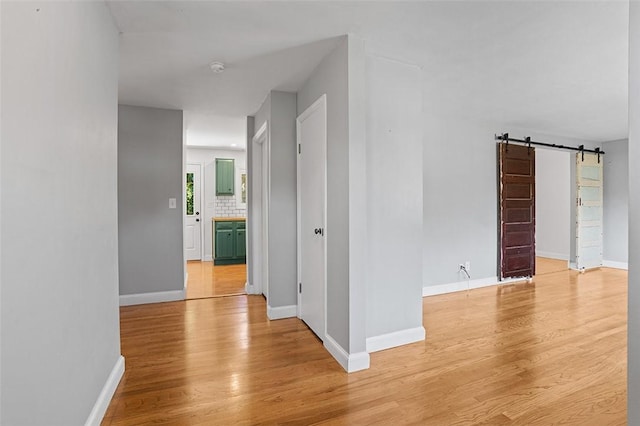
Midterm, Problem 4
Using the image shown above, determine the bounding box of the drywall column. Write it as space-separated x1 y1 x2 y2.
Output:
1 2 122 424
118 105 185 304
250 92 298 314
298 36 352 355
298 35 369 371
347 37 369 362
267 92 298 313
365 54 424 351
602 139 629 267
628 2 639 422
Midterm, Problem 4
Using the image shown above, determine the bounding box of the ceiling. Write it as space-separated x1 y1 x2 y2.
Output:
108 1 629 147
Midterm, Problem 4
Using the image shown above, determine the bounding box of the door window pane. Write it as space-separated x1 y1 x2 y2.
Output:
186 173 194 215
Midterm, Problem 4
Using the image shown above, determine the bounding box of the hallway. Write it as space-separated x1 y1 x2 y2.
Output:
186 261 246 299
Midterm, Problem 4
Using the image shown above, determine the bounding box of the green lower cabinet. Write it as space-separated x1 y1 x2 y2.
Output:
214 220 246 265
215 229 234 259
235 229 246 258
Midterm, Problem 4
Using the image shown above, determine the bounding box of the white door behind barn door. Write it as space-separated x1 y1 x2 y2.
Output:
297 95 327 341
185 163 202 261
576 153 603 270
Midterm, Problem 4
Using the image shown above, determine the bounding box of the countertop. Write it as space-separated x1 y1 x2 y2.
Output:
212 217 246 222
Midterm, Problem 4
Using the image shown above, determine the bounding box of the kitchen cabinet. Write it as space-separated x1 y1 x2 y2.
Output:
216 158 235 195
213 218 246 265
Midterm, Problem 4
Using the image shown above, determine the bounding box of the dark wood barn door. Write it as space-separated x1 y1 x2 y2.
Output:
499 143 536 279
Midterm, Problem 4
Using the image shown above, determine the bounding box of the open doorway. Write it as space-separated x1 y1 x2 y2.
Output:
184 146 248 300
535 148 571 275
498 137 606 279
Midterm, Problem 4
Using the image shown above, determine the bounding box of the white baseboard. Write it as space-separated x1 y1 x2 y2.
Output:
603 260 628 270
119 289 185 306
324 334 370 373
266 304 297 320
423 276 525 297
537 251 569 261
366 326 425 353
245 281 261 295
84 355 125 426
203 254 213 262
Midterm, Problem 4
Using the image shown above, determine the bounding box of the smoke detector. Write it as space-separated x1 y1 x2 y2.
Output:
209 61 225 73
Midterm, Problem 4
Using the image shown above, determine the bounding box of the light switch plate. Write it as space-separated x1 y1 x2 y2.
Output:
169 198 177 209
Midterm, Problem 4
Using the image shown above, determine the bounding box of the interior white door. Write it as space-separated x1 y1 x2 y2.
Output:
297 95 327 341
185 164 202 261
576 153 603 270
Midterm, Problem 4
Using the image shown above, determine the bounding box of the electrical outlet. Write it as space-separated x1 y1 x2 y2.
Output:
465 261 470 272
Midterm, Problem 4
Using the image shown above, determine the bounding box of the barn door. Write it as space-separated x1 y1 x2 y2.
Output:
499 143 536 279
575 153 603 270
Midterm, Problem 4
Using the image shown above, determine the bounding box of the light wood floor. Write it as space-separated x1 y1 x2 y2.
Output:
536 256 569 276
186 260 246 299
103 266 627 425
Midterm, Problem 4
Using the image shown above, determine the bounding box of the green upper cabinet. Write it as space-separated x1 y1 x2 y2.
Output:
216 158 235 195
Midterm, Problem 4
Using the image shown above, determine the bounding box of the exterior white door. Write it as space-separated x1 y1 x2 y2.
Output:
576 153 603 270
297 95 327 341
185 164 202 261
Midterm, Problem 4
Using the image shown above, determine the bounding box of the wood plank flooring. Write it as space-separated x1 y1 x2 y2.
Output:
103 266 627 425
186 261 246 299
535 256 569 276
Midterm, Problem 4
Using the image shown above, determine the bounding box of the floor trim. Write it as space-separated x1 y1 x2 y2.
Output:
266 304 297 320
84 355 125 426
537 251 569 261
423 276 524 297
366 326 425 353
603 260 629 270
120 289 185 306
324 334 370 373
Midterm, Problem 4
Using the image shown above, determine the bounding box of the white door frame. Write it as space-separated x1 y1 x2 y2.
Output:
296 94 327 339
247 122 269 298
185 162 204 260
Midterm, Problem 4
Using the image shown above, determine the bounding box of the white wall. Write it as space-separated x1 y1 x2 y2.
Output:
118 105 185 298
628 3 639 421
185 111 247 148
602 139 629 266
186 148 246 261
535 149 571 260
1 2 122 424
365 53 424 345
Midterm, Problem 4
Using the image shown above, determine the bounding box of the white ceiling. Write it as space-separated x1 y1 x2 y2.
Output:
108 1 629 147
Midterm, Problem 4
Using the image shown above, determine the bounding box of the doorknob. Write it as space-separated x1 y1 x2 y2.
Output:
196 218 200 222
314 228 323 235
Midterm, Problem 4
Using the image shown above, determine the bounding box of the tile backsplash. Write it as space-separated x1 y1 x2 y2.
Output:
215 195 246 218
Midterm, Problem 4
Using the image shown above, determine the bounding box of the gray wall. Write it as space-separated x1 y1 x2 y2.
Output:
422 114 597 286
250 91 298 309
629 2 639 422
297 36 352 351
535 149 571 260
267 92 298 308
118 105 185 296
1 2 122 424
602 139 629 264
365 54 423 338
245 116 255 288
